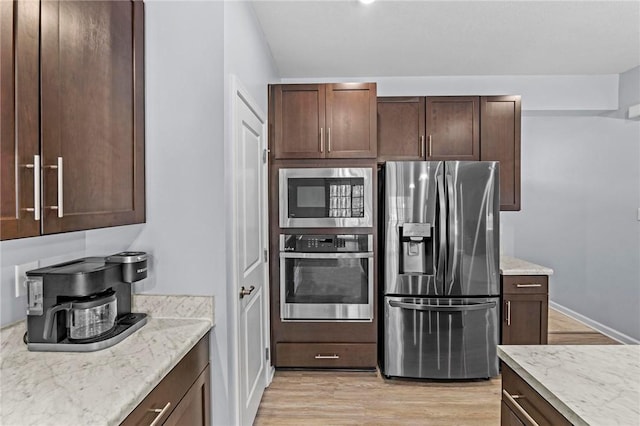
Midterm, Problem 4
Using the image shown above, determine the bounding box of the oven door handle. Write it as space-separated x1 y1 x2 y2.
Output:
279 252 373 259
388 300 496 312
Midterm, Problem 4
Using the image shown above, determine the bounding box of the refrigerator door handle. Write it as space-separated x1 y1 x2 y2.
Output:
388 300 496 312
436 174 447 289
445 172 457 291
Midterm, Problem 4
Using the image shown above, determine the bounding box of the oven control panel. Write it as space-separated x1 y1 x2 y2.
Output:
282 234 371 253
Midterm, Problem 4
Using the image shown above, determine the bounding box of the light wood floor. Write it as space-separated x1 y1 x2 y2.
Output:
254 309 619 425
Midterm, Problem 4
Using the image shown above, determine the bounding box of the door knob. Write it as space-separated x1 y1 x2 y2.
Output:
240 285 255 299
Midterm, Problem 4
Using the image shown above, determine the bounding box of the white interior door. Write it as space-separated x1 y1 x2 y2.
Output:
233 80 268 426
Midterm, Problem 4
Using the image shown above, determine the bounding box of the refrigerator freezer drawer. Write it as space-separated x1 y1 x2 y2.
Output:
383 296 499 379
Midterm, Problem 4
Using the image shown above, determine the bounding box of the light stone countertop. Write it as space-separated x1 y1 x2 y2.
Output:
498 345 640 426
0 295 214 426
500 255 554 275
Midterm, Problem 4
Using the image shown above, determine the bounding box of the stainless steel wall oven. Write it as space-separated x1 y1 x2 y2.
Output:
279 168 373 228
279 234 373 321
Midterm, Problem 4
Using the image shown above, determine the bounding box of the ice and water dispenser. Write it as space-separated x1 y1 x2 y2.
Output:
399 222 434 275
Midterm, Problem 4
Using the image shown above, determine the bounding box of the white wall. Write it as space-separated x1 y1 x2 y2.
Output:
502 115 640 341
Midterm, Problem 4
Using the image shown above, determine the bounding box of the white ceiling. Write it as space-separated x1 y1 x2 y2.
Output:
251 0 640 78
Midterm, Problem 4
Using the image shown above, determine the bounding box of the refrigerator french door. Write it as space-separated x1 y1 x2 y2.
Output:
382 161 500 379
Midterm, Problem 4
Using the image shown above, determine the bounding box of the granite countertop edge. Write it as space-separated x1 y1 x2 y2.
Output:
500 255 554 276
497 346 586 426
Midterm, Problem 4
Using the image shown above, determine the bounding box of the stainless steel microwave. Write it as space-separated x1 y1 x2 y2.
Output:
279 168 373 228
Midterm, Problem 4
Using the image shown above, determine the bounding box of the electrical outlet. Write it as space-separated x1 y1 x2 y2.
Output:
15 261 39 298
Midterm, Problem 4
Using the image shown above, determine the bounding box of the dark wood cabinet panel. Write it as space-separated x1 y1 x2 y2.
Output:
501 363 571 426
325 83 377 158
276 342 376 368
41 0 145 234
377 97 425 161
1 0 40 240
121 335 210 426
502 275 549 345
270 82 376 159
425 96 479 161
272 84 325 159
481 96 521 211
164 365 211 426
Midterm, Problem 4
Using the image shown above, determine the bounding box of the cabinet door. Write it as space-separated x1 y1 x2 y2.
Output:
377 97 425 162
164 365 211 426
272 84 325 159
425 96 479 161
501 401 527 426
502 294 548 345
481 96 521 211
1 0 40 240
325 83 377 158
40 0 145 234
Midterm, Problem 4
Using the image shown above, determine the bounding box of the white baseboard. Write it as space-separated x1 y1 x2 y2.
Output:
549 301 640 345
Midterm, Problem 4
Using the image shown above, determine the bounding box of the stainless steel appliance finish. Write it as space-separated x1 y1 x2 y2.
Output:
25 253 148 352
279 234 374 321
382 161 500 379
384 296 499 379
279 167 373 228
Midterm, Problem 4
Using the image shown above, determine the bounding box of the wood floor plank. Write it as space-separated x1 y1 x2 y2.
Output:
255 309 618 424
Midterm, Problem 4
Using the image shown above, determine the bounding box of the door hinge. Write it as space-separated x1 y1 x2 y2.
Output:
264 249 268 262
262 148 270 163
266 347 270 361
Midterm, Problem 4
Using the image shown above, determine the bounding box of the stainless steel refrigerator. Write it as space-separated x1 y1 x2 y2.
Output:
382 161 500 380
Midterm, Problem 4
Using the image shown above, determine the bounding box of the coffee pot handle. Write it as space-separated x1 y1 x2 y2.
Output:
43 302 72 340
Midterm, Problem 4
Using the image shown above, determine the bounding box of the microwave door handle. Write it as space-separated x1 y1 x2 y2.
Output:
279 252 373 259
388 300 496 312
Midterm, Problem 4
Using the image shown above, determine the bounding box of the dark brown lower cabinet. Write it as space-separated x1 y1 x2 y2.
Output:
502 275 548 345
276 342 377 368
501 363 571 426
121 335 211 426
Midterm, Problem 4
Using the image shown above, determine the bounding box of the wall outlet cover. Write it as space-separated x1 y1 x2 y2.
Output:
15 261 40 298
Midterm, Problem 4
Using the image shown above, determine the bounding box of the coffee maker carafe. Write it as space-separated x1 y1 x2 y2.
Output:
25 252 148 352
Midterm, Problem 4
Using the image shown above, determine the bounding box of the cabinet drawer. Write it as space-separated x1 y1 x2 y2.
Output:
501 363 570 426
276 343 376 368
121 334 210 426
502 275 548 295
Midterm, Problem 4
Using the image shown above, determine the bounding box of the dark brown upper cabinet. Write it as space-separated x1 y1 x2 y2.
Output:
1 0 41 240
271 83 377 159
480 96 521 211
1 0 145 241
425 96 480 161
377 97 425 162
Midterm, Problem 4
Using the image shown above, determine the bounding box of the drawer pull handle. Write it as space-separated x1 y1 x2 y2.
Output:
148 401 171 426
516 284 542 288
315 354 339 359
502 390 539 426
506 300 511 326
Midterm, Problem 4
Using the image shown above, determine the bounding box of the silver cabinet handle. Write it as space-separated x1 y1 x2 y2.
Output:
502 390 539 426
22 155 41 220
315 354 339 359
428 134 432 157
44 157 63 218
320 127 324 152
506 300 511 326
240 285 255 299
516 283 542 288
148 402 171 426
327 127 331 153
419 135 425 158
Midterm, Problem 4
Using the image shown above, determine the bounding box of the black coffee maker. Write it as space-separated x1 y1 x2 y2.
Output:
25 252 148 352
